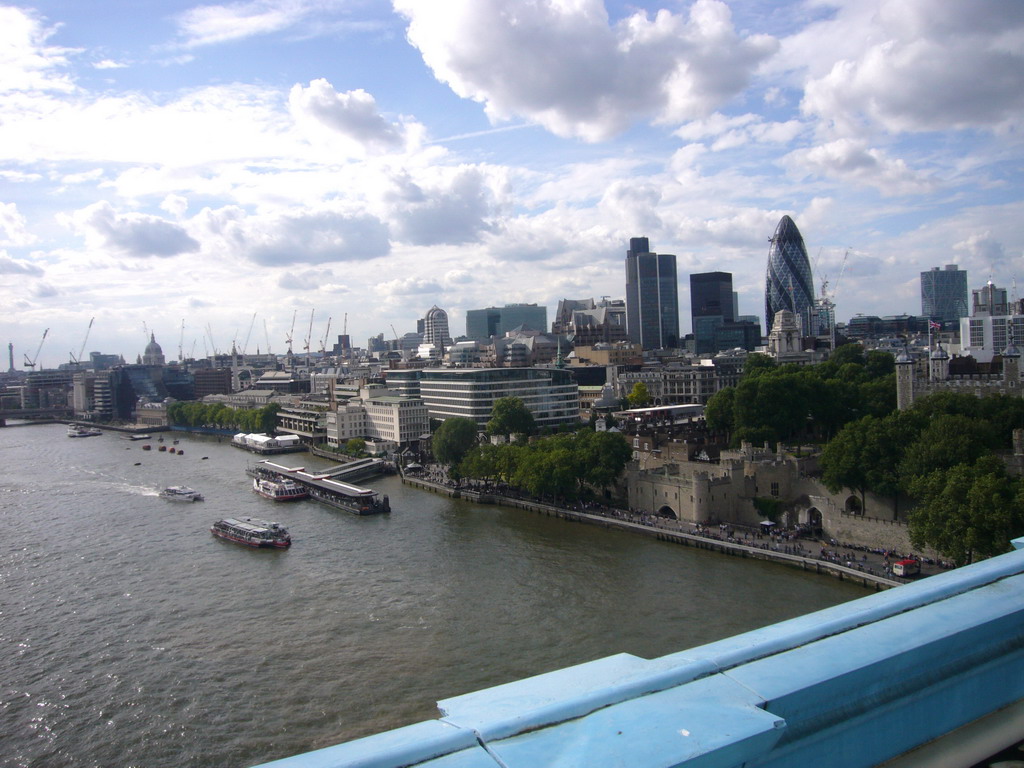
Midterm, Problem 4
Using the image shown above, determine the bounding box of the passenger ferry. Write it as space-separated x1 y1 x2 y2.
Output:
210 517 291 549
253 477 309 502
159 486 204 502
67 424 102 437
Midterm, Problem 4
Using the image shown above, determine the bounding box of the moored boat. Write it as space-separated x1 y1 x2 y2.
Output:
253 476 309 502
67 424 102 438
210 517 291 548
159 486 204 502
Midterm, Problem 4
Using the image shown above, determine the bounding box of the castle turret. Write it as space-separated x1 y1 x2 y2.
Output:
896 348 915 411
1003 341 1020 390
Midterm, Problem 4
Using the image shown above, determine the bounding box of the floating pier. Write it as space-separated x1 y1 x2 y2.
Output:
247 460 390 515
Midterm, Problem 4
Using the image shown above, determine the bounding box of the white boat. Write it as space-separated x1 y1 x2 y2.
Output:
159 486 204 502
67 424 102 438
253 477 309 502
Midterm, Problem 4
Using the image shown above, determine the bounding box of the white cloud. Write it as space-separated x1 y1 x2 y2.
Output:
387 167 503 246
784 138 933 196
0 7 76 94
0 253 43 276
201 205 391 265
62 201 200 258
394 0 777 141
289 80 406 153
378 276 443 295
0 202 37 247
174 0 310 48
954 231 1009 273
798 0 1024 136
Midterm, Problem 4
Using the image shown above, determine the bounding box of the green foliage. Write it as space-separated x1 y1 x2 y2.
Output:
626 382 651 408
742 353 777 378
344 437 366 456
704 386 734 436
166 401 280 433
432 417 479 467
457 429 631 501
908 456 1024 565
486 396 535 437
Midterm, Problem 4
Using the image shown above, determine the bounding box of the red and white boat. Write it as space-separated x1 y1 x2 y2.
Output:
211 517 291 549
252 476 309 502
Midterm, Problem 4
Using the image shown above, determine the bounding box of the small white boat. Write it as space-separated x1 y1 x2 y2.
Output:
253 477 309 502
159 486 204 502
67 424 102 438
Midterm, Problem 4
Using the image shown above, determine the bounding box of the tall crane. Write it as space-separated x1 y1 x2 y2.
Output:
303 309 315 367
285 310 297 354
70 317 95 368
241 311 257 355
24 328 48 369
319 316 332 355
263 319 273 356
178 318 185 362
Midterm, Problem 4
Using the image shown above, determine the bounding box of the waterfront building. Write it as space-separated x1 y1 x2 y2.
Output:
465 304 548 340
920 264 968 327
765 216 815 337
325 385 430 449
625 238 680 350
384 367 580 430
276 398 331 444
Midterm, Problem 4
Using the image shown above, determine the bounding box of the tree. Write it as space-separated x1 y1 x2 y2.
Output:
821 413 917 516
345 438 366 456
908 456 1024 565
486 396 535 438
899 414 995 480
626 382 651 408
577 430 632 491
742 353 777 378
704 386 735 438
432 417 479 467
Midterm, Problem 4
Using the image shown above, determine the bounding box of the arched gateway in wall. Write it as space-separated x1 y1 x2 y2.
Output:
657 505 677 520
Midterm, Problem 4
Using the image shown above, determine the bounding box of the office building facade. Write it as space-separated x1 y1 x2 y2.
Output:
765 216 815 337
625 237 679 350
920 265 968 327
385 368 580 430
465 304 548 340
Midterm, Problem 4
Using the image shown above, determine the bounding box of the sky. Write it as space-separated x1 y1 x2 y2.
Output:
2 0 1023 368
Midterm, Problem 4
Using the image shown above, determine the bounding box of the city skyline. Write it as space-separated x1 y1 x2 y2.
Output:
2 1 1023 366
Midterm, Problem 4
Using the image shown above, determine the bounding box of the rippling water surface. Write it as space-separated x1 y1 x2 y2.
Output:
0 424 864 767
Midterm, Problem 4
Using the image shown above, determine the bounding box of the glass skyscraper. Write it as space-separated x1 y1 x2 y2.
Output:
625 237 679 350
920 265 968 327
765 216 815 336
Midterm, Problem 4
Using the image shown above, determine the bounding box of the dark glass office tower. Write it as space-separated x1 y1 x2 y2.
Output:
625 237 679 350
690 271 734 354
765 216 815 336
920 265 968 327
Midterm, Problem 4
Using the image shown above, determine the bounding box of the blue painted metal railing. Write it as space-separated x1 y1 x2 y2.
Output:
255 537 1024 768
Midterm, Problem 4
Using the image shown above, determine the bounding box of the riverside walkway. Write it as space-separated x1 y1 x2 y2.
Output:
401 472 901 591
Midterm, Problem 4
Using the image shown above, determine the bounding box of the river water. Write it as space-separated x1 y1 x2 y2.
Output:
0 423 865 767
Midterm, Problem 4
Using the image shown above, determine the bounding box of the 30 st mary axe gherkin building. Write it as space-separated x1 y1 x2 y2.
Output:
765 215 815 336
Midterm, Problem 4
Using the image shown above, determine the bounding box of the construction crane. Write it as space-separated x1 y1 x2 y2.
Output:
205 323 219 356
70 317 95 367
241 311 257 355
178 319 185 362
303 309 315 367
24 328 49 369
263 319 273 356
285 310 297 354
319 316 332 355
